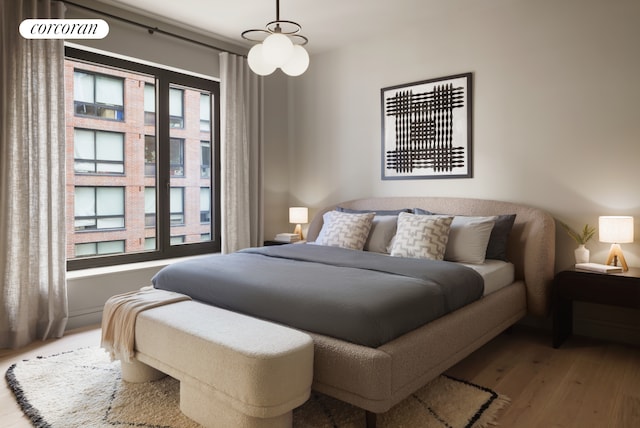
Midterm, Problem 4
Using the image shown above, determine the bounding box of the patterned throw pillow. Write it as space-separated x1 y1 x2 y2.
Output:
315 211 376 250
390 212 453 260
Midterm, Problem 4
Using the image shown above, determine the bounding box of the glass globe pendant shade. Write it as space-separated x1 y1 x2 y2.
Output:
262 32 294 67
281 45 309 76
247 44 276 76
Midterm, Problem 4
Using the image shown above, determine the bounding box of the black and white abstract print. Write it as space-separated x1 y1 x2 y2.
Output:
381 73 472 179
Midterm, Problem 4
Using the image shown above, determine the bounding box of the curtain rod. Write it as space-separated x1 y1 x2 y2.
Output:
61 0 246 56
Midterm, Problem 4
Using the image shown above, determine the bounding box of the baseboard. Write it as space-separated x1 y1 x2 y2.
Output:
66 307 103 331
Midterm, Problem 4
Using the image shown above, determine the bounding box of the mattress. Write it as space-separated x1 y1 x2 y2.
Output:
463 260 515 296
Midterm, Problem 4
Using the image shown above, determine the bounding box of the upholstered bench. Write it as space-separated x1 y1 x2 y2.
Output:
119 300 314 428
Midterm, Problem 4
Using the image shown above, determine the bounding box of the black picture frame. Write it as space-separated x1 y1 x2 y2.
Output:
381 72 473 180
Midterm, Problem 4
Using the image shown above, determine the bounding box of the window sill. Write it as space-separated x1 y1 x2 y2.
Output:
66 254 206 280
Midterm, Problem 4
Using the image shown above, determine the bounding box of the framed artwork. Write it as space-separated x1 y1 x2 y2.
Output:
381 72 472 180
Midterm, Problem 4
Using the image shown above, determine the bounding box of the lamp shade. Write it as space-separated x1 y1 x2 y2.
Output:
247 44 276 76
281 45 309 76
262 33 294 67
599 216 634 243
289 207 308 224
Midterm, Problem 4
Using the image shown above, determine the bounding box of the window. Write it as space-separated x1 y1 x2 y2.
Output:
74 129 124 174
65 47 220 270
170 187 184 225
74 70 124 120
74 187 125 231
200 187 210 224
170 235 185 245
201 141 210 178
144 237 156 250
144 187 156 227
200 93 210 131
75 240 125 257
144 135 156 176
144 83 155 126
169 138 184 177
169 87 184 128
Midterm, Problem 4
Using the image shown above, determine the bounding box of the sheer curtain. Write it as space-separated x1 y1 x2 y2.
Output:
0 0 68 348
219 52 264 253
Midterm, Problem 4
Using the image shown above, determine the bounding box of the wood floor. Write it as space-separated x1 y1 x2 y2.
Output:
1 325 639 427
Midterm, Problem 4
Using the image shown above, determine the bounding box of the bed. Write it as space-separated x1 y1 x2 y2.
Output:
151 196 556 420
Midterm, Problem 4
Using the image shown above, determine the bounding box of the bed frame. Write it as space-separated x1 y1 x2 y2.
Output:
302 197 555 420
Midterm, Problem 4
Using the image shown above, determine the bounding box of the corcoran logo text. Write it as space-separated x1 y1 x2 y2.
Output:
19 19 109 39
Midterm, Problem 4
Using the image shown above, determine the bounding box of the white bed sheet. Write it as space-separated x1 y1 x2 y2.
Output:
462 260 515 296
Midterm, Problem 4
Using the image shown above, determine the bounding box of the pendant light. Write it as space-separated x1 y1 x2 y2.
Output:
241 0 309 76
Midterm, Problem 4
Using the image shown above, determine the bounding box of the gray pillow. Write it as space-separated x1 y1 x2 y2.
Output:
413 208 516 261
336 207 411 216
364 215 398 253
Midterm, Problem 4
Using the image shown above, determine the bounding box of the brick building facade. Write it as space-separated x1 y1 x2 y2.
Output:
64 58 212 260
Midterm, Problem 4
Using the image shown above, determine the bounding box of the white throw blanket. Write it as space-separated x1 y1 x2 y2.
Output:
101 286 191 362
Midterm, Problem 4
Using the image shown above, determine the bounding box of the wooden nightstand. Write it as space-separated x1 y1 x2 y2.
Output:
263 240 289 246
552 267 640 348
263 240 306 246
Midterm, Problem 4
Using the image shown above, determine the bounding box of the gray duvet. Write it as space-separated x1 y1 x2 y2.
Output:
151 244 484 347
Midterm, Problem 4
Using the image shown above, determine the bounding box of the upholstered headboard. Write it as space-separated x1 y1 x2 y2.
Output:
306 197 556 317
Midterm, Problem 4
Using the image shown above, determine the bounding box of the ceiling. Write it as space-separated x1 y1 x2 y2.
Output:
95 0 443 54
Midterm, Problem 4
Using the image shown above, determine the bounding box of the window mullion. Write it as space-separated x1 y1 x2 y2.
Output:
157 73 171 253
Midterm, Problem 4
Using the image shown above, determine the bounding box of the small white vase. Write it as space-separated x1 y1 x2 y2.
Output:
574 244 590 264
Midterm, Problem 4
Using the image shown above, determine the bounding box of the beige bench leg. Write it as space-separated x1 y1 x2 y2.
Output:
180 382 292 428
121 359 167 383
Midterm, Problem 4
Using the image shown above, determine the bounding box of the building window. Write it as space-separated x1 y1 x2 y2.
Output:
73 129 124 174
75 240 125 257
169 87 184 128
200 187 210 224
170 235 185 245
144 135 156 176
201 141 210 178
144 83 155 126
200 93 210 131
170 187 184 225
74 186 125 231
144 237 156 250
144 187 156 227
170 138 184 177
66 46 220 270
73 70 124 120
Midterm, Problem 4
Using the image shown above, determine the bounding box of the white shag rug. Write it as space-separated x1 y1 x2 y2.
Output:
6 347 509 427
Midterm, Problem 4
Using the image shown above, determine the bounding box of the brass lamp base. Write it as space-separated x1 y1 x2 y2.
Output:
293 224 303 240
605 243 628 272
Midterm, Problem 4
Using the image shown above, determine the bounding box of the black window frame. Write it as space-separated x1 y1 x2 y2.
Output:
66 46 221 271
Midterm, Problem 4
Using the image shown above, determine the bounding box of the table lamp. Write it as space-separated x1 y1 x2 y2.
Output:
289 207 308 240
599 216 634 271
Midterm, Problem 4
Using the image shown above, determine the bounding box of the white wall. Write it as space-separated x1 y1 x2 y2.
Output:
280 0 640 343
287 0 640 269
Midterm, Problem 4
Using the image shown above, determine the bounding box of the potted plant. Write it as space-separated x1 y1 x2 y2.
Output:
559 221 596 264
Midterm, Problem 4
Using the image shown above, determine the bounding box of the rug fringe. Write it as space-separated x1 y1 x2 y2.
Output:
472 394 511 428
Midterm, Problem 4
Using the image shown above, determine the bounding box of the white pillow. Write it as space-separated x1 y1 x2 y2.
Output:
444 216 497 264
390 212 453 260
315 211 376 250
364 215 398 253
